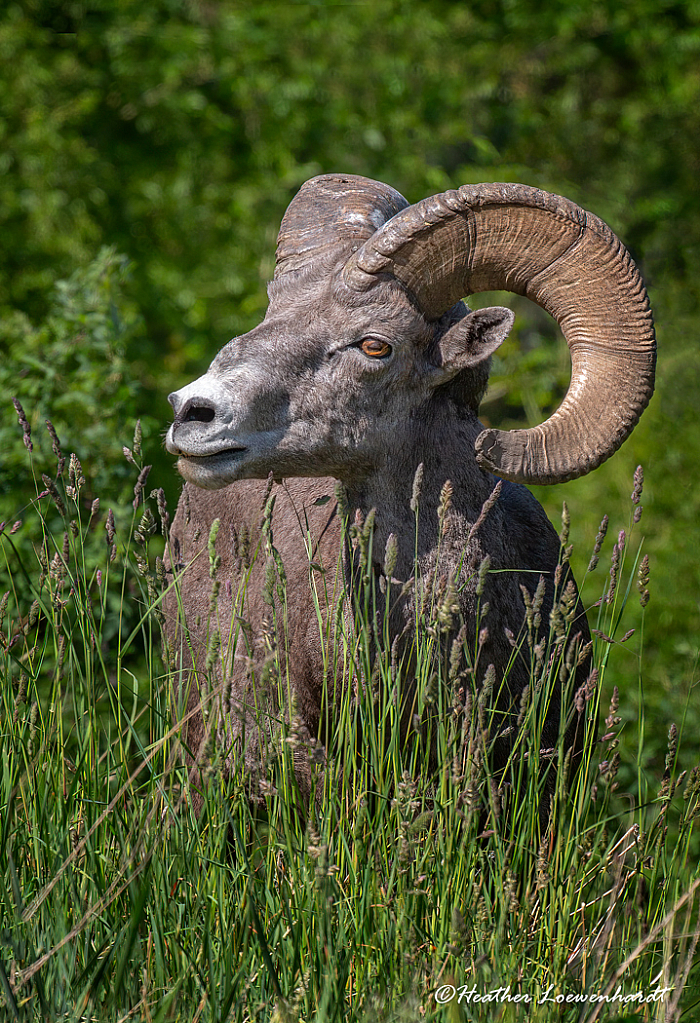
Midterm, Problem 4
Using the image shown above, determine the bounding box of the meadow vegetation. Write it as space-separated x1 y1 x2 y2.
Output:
1 413 700 1019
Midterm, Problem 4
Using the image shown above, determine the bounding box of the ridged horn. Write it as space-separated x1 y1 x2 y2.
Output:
343 183 656 485
274 173 409 277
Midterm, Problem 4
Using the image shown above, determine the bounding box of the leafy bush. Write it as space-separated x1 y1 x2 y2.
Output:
0 247 161 517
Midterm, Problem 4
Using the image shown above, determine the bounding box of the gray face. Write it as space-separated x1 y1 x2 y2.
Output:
166 274 513 490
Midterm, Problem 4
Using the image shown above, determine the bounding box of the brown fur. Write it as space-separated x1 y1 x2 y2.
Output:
164 225 593 817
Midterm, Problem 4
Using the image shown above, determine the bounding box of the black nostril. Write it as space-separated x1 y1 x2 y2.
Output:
182 402 215 424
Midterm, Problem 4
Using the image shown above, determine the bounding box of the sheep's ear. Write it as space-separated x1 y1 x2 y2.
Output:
434 306 514 378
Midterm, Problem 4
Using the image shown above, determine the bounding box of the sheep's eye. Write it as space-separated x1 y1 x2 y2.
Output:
359 337 392 358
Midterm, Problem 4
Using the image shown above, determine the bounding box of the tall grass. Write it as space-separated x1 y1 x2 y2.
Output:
1 410 699 1022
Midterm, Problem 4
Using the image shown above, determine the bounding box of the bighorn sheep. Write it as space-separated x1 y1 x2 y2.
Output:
165 175 655 810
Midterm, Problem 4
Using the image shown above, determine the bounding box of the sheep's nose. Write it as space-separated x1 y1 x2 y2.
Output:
181 401 216 424
169 392 217 425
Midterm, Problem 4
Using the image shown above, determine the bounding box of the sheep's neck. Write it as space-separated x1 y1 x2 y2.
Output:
342 408 496 583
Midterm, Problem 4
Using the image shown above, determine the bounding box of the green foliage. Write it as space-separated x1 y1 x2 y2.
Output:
0 251 169 663
3 1 700 345
0 248 158 517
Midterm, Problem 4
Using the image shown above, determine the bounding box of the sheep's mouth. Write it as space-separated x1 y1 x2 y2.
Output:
180 446 247 462
175 446 249 488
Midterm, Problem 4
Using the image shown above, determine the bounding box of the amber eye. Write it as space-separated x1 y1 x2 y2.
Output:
359 337 392 358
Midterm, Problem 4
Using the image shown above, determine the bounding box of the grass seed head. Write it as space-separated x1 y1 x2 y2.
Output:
664 722 679 781
133 419 142 460
134 507 157 545
437 478 453 528
588 513 609 572
410 462 424 512
549 601 565 641
204 629 221 675
383 532 398 578
682 766 700 822
449 624 467 681
560 500 570 545
12 397 33 452
437 575 459 631
333 479 349 519
207 518 221 578
516 684 530 728
68 453 85 491
606 539 621 605
631 465 644 505
41 475 66 517
150 487 170 535
605 686 621 732
132 465 152 509
476 554 491 597
45 418 65 474
560 579 578 622
637 553 650 607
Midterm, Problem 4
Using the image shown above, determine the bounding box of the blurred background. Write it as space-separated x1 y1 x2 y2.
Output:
2 0 699 773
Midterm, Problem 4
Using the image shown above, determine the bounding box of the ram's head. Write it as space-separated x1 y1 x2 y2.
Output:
167 175 655 490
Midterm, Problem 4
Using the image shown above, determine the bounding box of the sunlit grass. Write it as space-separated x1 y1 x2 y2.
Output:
1 414 699 1021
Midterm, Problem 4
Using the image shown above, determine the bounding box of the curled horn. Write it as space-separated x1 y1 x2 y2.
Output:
343 183 656 485
274 173 409 277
